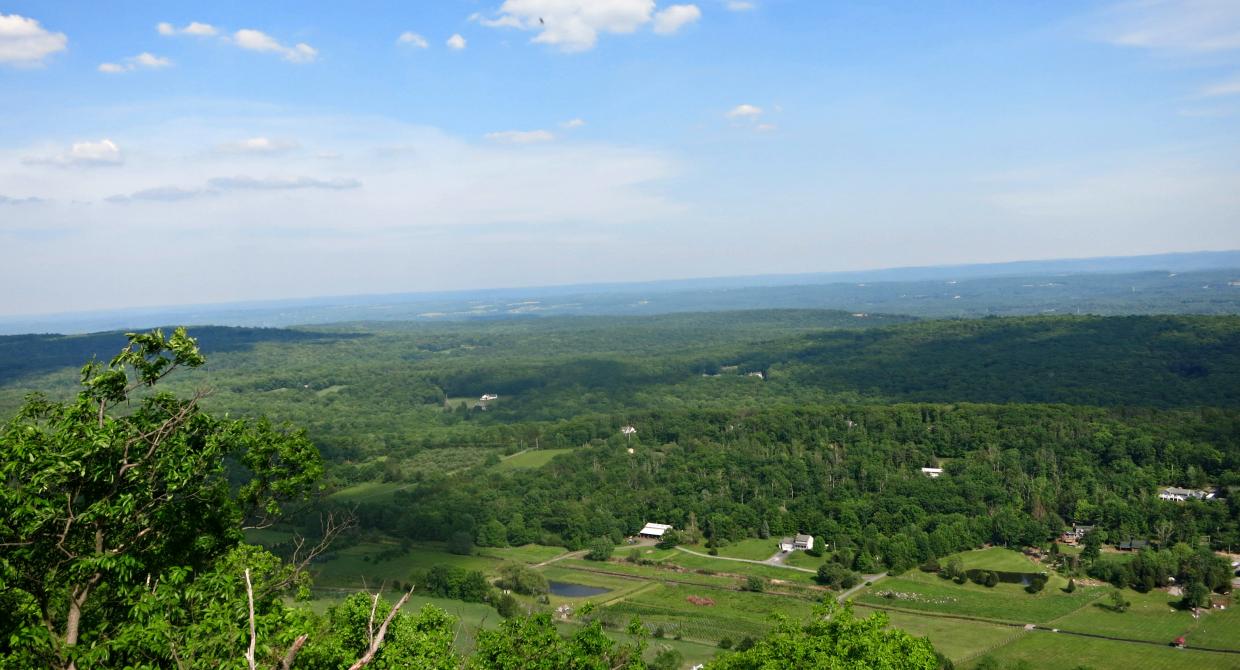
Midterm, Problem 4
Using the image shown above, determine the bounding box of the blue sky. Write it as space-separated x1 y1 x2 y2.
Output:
2 0 1239 315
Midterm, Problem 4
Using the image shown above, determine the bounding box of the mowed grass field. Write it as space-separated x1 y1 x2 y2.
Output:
854 570 1102 623
492 447 575 471
970 630 1240 670
476 543 566 564
852 605 1022 664
953 547 1045 573
311 541 502 589
684 538 780 561
1050 587 1239 652
603 582 818 643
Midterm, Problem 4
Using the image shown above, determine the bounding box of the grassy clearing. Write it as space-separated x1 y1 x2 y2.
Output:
685 538 779 561
328 481 405 503
665 551 817 584
852 605 1021 664
556 558 753 590
951 547 1044 573
554 622 722 668
971 630 1240 669
604 582 817 643
476 543 566 564
492 448 575 471
855 572 1101 624
312 542 501 589
1049 588 1239 651
782 551 828 570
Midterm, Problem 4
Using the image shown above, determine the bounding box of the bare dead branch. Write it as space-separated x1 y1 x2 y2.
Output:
279 634 309 670
244 569 257 670
348 585 415 670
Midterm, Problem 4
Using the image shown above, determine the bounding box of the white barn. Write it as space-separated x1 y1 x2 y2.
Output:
639 523 673 539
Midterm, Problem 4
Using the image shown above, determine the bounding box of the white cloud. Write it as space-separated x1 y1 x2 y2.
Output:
725 1 755 10
485 129 556 144
653 4 701 35
217 137 300 154
23 139 123 167
207 175 361 191
446 33 467 50
0 13 68 65
232 29 317 63
398 31 429 48
726 103 763 119
561 118 587 129
98 52 172 73
1201 76 1240 97
1095 0 1240 52
475 0 699 52
157 21 218 37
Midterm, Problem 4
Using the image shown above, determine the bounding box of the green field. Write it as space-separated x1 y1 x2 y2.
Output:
852 605 1021 664
686 538 780 561
854 571 1101 624
951 547 1046 573
971 630 1240 670
664 550 818 584
602 582 818 643
476 543 567 564
492 447 576 471
782 551 828 570
312 542 502 589
327 481 406 503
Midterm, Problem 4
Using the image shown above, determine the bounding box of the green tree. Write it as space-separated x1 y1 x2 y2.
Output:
1180 581 1211 610
1107 588 1130 613
744 575 767 592
706 601 938 669
448 530 475 556
0 328 324 669
477 519 509 547
651 645 683 670
587 537 615 562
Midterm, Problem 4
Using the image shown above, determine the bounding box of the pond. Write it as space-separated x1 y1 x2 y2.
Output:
548 580 611 597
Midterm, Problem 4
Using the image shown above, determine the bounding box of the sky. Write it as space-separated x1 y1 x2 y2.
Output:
2 0 1240 316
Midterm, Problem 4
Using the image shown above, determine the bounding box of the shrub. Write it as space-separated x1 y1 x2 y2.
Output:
718 637 734 649
586 537 615 562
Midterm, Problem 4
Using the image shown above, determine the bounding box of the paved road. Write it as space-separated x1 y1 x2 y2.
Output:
674 546 817 574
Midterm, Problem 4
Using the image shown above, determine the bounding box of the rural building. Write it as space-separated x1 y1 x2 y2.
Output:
778 534 814 552
621 425 637 436
639 523 673 539
920 467 944 478
1158 486 1215 502
747 371 765 379
479 393 498 401
1059 525 1095 544
1116 538 1148 551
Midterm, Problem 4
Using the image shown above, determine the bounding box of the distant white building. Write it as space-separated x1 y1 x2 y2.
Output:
778 534 814 552
621 425 637 436
920 467 944 478
1158 486 1215 502
479 393 498 401
639 523 673 539
747 371 765 379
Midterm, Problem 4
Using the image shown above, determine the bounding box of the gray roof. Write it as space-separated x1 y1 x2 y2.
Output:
795 534 813 543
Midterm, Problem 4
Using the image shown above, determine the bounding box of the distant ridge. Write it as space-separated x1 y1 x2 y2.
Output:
1 250 1238 335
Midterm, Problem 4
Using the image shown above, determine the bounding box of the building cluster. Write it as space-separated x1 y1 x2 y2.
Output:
1158 486 1216 502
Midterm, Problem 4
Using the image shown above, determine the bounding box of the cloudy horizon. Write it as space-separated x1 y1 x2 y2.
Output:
3 1 1240 315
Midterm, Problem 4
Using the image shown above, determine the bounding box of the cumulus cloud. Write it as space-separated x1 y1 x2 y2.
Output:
0 12 68 65
398 31 429 48
232 29 317 63
1094 0 1240 52
653 4 702 34
474 0 700 52
157 21 218 37
446 33 467 50
726 103 763 119
561 118 587 129
485 129 556 144
217 137 300 154
98 52 172 73
207 175 362 191
24 139 123 167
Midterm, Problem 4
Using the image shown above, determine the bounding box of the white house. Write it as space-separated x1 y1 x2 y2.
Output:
1158 487 1215 502
621 425 637 436
747 371 765 379
778 534 814 552
920 467 944 478
639 523 673 539
479 393 498 401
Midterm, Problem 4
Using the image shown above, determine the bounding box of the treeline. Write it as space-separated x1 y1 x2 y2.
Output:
339 404 1240 579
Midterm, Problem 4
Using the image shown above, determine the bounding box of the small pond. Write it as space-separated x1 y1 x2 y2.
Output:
548 581 611 597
